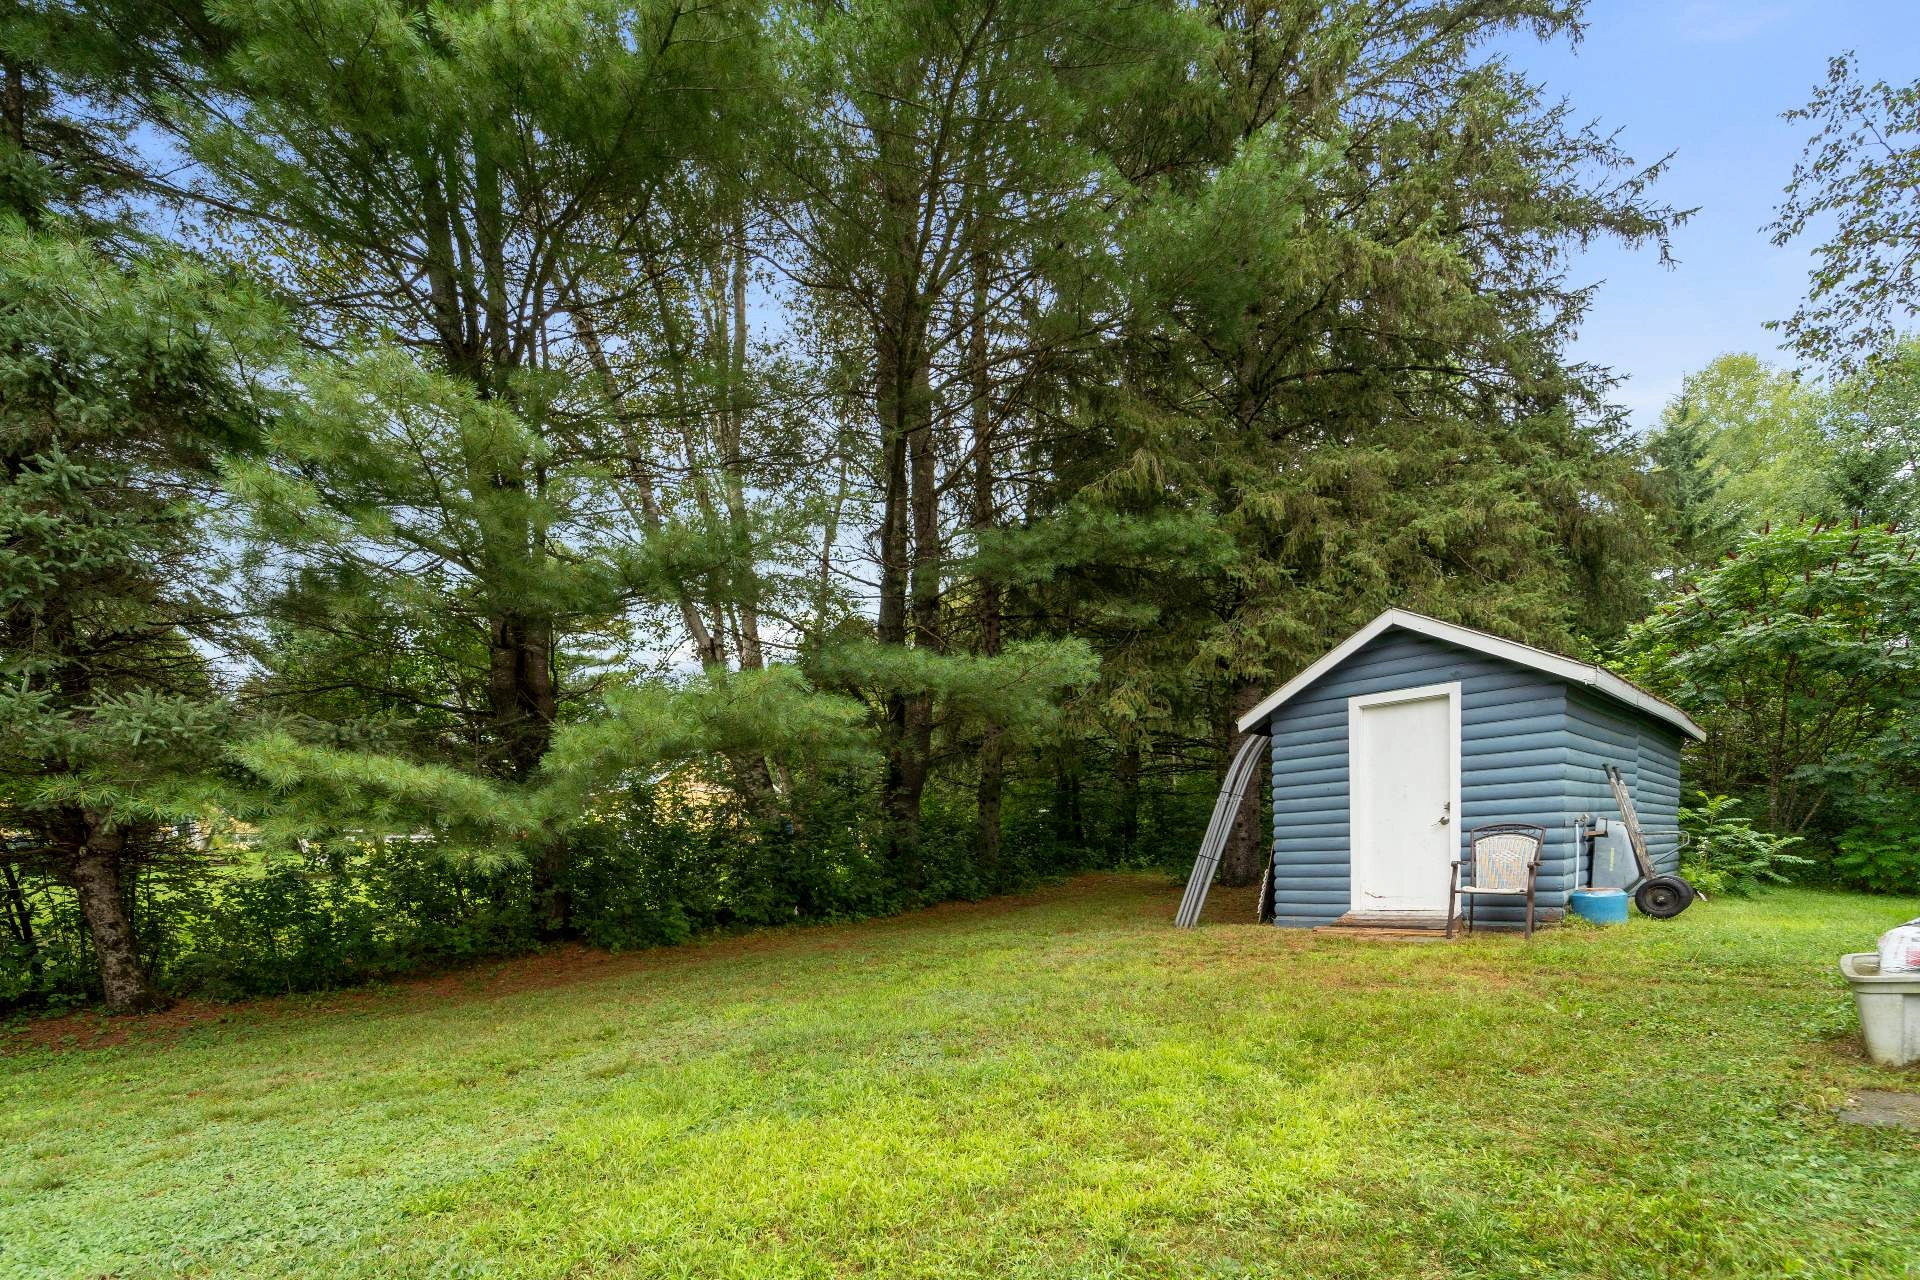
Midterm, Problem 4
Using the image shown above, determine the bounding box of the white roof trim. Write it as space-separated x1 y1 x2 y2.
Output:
1235 608 1705 740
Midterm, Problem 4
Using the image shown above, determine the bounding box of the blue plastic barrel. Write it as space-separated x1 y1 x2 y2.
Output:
1570 887 1629 925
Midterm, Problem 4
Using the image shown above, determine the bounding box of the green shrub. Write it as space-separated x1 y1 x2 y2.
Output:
1678 792 1810 897
154 843 536 1000
0 755 1210 1011
1833 828 1920 894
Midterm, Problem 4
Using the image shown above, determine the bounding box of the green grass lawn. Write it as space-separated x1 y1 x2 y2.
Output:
4 875 1919 1279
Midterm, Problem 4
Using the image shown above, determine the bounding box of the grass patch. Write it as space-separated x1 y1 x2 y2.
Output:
2 875 1917 1278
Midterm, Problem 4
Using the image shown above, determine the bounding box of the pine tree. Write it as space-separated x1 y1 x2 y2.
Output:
770 0 1165 884
0 13 279 1010
151 0 775 934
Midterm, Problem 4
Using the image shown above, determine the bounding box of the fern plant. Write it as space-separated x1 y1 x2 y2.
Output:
1678 792 1811 897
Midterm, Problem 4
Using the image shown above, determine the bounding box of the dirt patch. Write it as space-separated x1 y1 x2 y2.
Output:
1196 878 1266 926
2 872 1180 1057
4 998 255 1056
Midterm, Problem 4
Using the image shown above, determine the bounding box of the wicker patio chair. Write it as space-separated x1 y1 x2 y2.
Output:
1447 823 1547 939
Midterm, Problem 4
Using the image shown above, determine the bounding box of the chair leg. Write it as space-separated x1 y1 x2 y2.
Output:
1467 893 1475 936
1524 886 1534 940
1446 876 1456 939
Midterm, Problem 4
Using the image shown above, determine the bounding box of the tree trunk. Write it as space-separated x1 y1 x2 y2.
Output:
489 610 567 935
1218 679 1268 887
974 723 1003 890
875 247 932 888
1117 742 1142 858
967 211 1005 889
2 61 36 229
530 836 571 938
1052 761 1085 851
720 214 767 677
0 859 41 987
714 219 782 820
902 354 942 868
65 818 163 1015
876 329 917 882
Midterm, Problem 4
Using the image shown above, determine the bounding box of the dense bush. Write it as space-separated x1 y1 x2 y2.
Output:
3 841 540 1006
1833 827 1920 895
1816 758 1920 893
1 762 1218 1013
1624 522 1920 892
1677 792 1811 898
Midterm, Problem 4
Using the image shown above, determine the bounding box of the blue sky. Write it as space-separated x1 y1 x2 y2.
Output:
1496 1 1920 432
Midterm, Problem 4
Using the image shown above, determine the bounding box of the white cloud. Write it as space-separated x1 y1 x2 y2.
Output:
1673 0 1796 42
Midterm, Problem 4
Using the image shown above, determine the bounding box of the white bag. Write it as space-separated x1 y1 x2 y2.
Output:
1878 918 1920 974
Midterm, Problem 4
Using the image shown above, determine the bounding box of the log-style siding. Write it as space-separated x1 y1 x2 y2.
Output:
1264 628 1688 928
1566 689 1686 883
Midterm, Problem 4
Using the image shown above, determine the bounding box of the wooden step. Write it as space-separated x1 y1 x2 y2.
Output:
1317 911 1453 939
1326 911 1450 930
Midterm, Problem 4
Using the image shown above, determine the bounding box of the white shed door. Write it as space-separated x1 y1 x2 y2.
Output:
1349 686 1458 915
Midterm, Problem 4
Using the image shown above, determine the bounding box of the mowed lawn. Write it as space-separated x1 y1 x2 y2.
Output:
4 876 1920 1279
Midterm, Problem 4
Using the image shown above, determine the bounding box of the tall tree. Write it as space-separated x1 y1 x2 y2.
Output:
1646 354 1831 536
0 230 276 1013
1819 341 1920 525
1075 0 1678 885
770 0 1151 884
0 6 277 1010
1773 53 1920 375
1644 400 1740 584
1622 520 1920 837
1642 346 1920 572
157 0 765 934
578 200 834 818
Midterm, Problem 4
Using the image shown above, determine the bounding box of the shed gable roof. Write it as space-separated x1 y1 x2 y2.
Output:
1235 608 1705 740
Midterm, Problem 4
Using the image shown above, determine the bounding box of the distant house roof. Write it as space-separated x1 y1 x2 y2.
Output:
1235 608 1705 741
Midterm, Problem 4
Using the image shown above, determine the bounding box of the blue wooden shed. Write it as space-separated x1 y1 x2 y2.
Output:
1235 609 1705 929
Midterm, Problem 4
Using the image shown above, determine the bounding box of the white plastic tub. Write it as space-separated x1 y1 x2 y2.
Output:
1840 953 1920 1068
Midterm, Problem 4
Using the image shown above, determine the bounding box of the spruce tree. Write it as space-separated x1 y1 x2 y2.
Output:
0 12 278 1010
